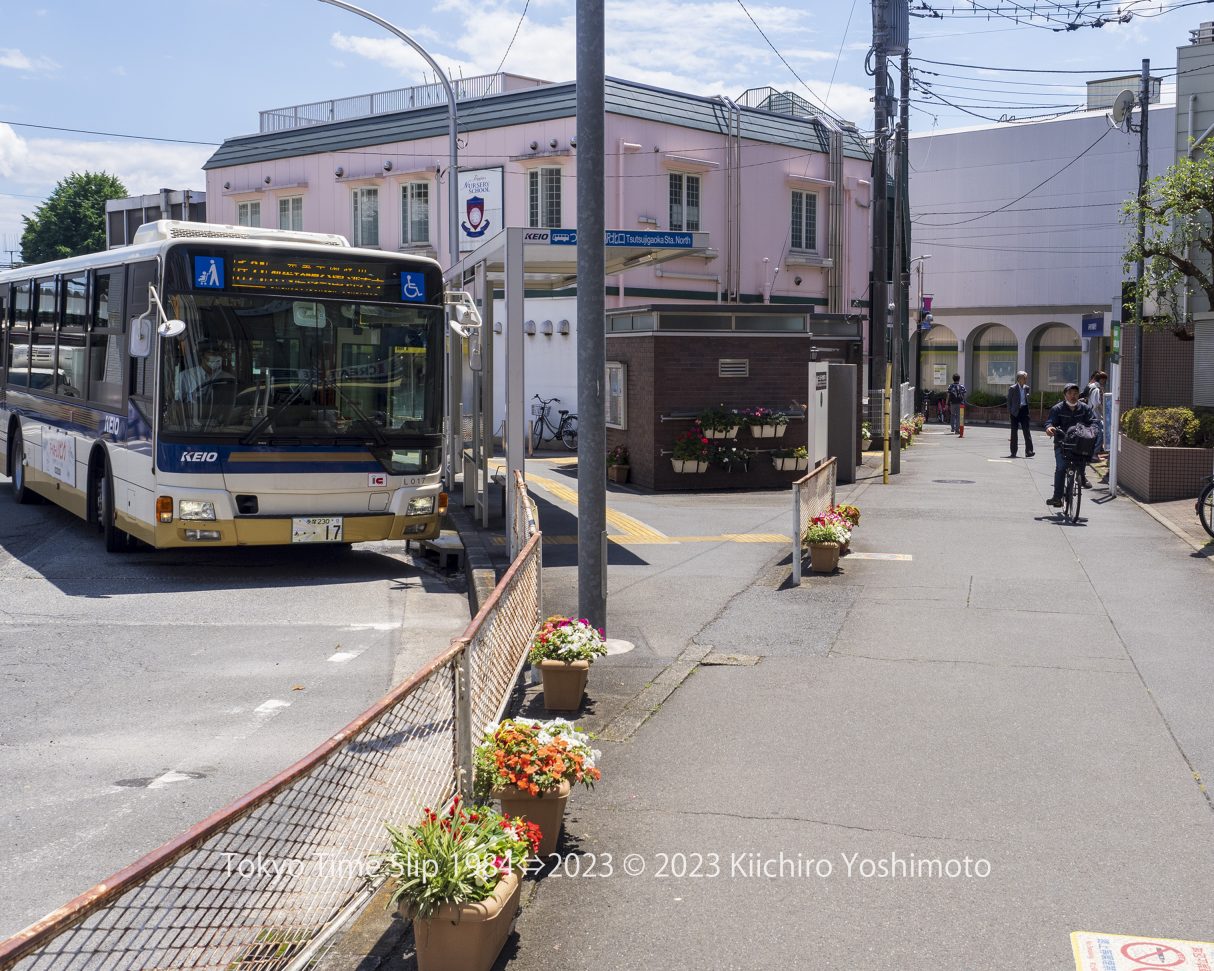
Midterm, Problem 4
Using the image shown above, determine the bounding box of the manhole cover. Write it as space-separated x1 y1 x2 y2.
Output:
932 479 975 484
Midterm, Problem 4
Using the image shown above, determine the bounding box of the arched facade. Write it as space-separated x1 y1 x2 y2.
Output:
917 323 959 396
968 323 1018 397
1029 323 1081 393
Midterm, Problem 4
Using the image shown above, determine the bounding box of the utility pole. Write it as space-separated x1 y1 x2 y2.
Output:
871 0 890 453
1132 57 1149 408
576 0 607 629
889 48 912 475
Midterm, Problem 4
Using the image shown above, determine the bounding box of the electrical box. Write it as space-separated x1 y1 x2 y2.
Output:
827 364 858 484
807 363 830 468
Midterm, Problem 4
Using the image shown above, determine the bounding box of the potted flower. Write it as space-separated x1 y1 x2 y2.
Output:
802 516 847 573
671 426 712 473
711 443 752 473
899 419 915 447
474 718 601 857
861 421 872 451
381 797 541 971
744 406 789 439
771 445 809 472
834 503 860 529
607 444 630 484
912 413 925 434
528 615 607 710
697 405 741 439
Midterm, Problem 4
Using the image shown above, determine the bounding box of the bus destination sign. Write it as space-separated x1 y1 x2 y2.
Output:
228 256 402 300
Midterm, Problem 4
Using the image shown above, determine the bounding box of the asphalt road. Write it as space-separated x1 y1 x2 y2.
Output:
0 478 470 939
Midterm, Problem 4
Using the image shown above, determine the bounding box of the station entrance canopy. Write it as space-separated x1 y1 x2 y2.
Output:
445 226 713 542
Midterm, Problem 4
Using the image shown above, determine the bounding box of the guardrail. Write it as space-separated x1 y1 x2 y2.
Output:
0 533 543 971
790 457 838 585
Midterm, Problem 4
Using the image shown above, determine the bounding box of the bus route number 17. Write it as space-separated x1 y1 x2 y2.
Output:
291 517 344 543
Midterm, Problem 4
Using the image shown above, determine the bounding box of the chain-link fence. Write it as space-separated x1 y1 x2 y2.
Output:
791 458 838 585
0 532 543 971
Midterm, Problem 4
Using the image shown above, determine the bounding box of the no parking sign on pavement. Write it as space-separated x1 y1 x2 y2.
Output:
1072 931 1214 971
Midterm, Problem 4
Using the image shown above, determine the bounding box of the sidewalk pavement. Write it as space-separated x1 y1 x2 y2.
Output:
342 426 1214 970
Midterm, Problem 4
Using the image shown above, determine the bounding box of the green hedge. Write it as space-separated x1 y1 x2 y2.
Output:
1120 407 1214 448
966 390 1005 407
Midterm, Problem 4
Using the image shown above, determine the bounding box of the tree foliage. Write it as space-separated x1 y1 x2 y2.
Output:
1122 149 1214 338
20 171 128 264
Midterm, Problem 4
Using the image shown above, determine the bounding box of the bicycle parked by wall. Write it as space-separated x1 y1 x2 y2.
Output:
1197 474 1214 539
531 394 578 451
923 391 951 426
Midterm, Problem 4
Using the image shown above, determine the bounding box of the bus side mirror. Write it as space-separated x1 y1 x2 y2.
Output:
129 315 153 358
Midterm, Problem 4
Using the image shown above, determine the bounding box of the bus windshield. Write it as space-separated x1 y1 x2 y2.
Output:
159 291 443 449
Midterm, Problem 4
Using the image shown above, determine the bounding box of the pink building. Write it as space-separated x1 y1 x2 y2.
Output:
204 74 873 424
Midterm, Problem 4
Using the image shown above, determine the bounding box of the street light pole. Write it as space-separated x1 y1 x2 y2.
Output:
910 254 932 408
317 0 462 482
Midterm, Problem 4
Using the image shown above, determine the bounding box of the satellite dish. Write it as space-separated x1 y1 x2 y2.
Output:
1110 89 1136 130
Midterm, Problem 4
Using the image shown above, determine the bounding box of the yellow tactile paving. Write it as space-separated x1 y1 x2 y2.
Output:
525 473 673 543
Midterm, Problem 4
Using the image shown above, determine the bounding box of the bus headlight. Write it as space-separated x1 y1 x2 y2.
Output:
178 500 217 521
406 495 435 516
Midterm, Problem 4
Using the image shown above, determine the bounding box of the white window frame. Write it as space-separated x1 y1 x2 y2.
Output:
401 181 431 246
669 173 701 232
606 361 627 429
790 189 820 254
236 200 261 227
351 186 380 247
528 167 562 228
278 195 303 231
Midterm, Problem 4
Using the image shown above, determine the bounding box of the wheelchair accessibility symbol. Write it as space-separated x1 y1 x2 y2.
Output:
401 272 426 303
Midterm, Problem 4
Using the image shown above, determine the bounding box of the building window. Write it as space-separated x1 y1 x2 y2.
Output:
278 196 303 231
606 361 627 429
401 182 430 245
791 190 818 252
237 201 261 227
528 167 562 228
669 173 700 231
352 187 379 247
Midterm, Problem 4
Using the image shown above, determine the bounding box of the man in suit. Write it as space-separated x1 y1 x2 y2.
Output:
1006 370 1035 458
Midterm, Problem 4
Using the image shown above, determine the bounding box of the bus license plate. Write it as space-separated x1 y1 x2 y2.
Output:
291 517 344 543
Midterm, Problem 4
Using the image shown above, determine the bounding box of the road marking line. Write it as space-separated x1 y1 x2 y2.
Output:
526 473 670 540
328 649 365 663
845 552 913 561
146 770 195 790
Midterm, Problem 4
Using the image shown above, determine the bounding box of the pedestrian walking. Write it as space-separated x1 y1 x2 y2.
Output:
946 374 966 434
1007 371 1035 458
1084 371 1108 456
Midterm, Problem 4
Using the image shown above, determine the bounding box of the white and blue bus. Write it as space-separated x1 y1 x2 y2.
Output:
1 221 450 551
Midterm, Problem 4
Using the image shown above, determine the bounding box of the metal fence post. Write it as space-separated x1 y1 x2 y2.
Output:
792 481 802 586
454 642 475 803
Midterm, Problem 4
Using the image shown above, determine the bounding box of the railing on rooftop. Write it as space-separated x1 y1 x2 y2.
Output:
259 73 507 132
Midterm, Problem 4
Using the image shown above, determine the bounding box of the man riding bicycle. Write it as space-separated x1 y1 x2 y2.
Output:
1044 382 1098 507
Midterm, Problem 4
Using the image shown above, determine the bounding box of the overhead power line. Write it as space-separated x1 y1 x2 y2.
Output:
0 119 218 146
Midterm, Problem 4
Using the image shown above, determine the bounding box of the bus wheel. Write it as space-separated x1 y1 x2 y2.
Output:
10 428 42 505
98 462 130 553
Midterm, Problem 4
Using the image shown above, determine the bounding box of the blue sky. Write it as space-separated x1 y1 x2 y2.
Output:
0 0 1203 261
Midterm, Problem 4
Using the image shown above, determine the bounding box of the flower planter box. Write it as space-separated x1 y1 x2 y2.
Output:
536 659 589 711
807 542 840 573
1116 435 1214 502
496 779 571 858
703 425 740 440
671 459 709 473
607 464 630 484
772 456 809 471
408 869 522 971
749 423 787 439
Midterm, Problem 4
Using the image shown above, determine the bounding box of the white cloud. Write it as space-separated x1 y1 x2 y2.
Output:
0 48 58 73
0 126 210 256
331 0 861 120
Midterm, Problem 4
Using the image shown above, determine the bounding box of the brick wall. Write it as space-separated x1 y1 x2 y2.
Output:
606 333 819 491
1116 434 1213 501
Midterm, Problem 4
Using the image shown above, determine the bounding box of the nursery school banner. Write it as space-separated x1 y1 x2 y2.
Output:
1071 931 1214 970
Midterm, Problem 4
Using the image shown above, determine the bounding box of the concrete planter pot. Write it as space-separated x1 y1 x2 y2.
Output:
749 423 787 439
861 437 872 451
408 869 522 971
671 459 709 473
703 425 740 440
537 659 589 711
496 779 571 858
607 464 630 483
1117 435 1214 502
808 542 840 573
